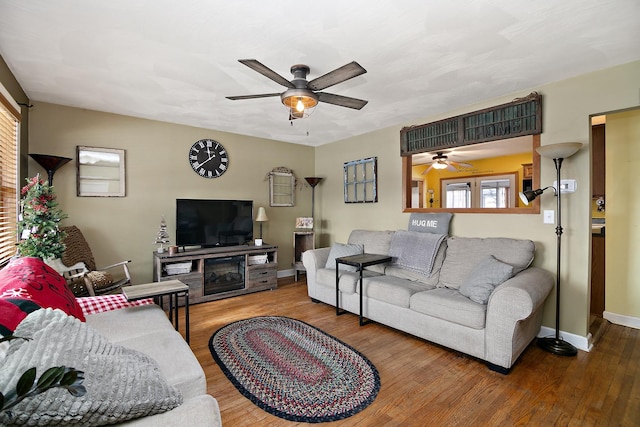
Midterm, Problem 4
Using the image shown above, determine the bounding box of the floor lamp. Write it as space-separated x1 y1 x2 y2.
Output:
304 177 323 227
519 142 582 356
29 154 72 186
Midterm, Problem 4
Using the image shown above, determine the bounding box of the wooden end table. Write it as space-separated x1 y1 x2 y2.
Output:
335 254 392 326
123 279 190 343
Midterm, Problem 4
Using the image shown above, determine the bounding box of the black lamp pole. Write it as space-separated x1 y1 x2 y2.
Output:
537 156 578 356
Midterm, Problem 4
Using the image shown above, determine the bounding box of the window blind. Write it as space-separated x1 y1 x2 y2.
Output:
0 91 20 266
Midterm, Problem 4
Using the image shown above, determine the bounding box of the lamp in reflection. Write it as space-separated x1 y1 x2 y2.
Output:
519 142 582 357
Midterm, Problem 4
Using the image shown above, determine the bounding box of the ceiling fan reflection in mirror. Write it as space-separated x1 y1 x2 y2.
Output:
226 59 368 120
421 152 473 174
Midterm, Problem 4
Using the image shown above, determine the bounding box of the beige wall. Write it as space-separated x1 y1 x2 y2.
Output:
0 55 30 178
315 60 640 338
27 103 315 283
606 108 640 318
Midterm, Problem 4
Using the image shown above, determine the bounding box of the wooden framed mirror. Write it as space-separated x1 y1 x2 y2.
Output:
401 92 542 214
76 146 126 197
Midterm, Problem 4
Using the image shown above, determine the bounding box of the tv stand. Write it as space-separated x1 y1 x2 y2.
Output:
153 244 277 305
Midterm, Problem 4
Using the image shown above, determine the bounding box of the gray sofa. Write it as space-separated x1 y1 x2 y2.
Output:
86 304 222 426
302 229 554 372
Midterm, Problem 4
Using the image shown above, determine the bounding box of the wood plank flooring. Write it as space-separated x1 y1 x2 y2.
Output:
177 279 640 426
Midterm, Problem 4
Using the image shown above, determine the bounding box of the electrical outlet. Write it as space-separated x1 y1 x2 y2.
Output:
544 210 555 224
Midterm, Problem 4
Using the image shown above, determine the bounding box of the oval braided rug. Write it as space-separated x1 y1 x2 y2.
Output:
209 316 380 423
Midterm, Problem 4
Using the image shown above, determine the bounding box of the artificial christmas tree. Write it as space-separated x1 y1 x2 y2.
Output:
154 216 170 253
17 175 67 259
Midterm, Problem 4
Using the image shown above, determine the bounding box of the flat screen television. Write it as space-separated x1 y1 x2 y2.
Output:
176 199 253 248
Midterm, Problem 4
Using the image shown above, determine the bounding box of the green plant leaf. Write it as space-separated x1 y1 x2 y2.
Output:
15 368 36 396
66 384 87 397
36 367 65 390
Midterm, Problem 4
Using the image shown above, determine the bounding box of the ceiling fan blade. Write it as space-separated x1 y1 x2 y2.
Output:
238 59 295 89
307 61 367 91
446 164 457 172
450 160 473 168
421 164 434 175
317 92 368 110
226 93 282 100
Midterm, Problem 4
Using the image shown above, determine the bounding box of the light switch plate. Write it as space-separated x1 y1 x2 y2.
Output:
553 179 577 193
544 210 555 224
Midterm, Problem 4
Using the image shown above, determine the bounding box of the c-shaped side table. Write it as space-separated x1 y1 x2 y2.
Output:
335 253 392 326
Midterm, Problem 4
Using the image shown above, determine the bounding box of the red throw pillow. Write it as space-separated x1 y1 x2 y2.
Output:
0 257 85 336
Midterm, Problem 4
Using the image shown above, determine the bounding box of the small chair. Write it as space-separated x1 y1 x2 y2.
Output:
54 225 132 297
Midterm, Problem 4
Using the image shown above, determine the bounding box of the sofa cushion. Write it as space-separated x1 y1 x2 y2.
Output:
324 242 364 271
86 304 175 342
348 230 395 273
316 268 380 294
410 288 487 329
438 237 535 290
363 275 435 308
459 255 514 304
116 330 207 399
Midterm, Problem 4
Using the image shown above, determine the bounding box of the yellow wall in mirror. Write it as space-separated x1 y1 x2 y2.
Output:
412 152 532 208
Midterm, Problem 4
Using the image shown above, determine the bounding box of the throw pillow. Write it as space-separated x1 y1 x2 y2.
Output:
0 308 183 426
325 242 364 272
0 257 85 337
458 255 514 304
407 213 453 235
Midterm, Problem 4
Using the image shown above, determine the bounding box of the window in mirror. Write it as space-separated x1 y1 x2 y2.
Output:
77 146 126 197
441 174 516 209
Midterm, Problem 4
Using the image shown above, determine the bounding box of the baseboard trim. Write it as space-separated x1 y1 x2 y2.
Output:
603 311 640 330
537 326 590 352
277 268 295 278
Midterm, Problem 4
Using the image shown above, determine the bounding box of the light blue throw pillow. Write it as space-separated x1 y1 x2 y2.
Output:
458 255 514 304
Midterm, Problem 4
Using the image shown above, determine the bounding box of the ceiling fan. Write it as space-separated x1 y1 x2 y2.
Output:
226 59 368 120
421 152 472 174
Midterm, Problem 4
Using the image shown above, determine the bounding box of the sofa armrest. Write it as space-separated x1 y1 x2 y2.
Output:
484 267 554 369
302 247 331 297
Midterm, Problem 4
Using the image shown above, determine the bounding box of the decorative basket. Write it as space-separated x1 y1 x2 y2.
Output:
248 254 268 265
165 262 192 275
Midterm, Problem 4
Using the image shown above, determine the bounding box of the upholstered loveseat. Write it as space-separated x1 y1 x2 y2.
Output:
0 257 221 426
302 229 554 372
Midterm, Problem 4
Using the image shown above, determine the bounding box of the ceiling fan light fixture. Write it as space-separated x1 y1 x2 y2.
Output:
432 161 448 170
281 89 318 119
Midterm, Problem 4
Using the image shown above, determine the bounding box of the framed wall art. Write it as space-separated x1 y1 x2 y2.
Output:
343 156 377 203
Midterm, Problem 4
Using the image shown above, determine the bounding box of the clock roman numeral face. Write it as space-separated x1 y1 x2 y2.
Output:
188 139 229 178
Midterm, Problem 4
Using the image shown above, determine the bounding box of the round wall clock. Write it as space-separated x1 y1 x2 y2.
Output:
188 139 229 178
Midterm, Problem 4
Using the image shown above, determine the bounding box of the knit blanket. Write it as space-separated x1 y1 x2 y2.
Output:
389 230 446 276
0 308 182 426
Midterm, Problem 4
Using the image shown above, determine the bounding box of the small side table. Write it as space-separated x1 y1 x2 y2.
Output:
124 279 190 343
335 254 392 326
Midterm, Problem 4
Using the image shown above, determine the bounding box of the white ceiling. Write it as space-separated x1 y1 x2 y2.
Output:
1 0 639 147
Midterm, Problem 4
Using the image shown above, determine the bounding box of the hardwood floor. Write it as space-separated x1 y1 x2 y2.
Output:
177 279 640 426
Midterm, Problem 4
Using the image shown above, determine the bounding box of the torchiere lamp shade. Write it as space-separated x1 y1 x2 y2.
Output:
29 154 72 186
